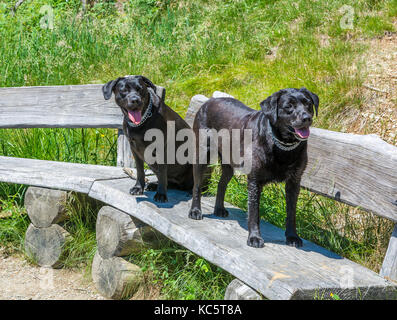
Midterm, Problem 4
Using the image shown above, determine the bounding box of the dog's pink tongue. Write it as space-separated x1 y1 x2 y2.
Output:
294 127 310 139
128 110 142 124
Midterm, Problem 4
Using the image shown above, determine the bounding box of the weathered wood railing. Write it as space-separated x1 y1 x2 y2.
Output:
0 84 165 168
0 85 396 300
302 130 397 280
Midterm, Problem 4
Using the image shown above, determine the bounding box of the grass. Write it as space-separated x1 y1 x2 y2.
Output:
125 242 235 299
59 193 100 269
0 187 30 255
0 0 396 299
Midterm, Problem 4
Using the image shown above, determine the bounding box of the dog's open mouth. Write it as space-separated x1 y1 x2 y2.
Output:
288 126 310 140
128 110 142 125
293 127 310 140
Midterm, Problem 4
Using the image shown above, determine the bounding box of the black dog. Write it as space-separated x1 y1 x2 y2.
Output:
103 75 193 202
188 88 319 248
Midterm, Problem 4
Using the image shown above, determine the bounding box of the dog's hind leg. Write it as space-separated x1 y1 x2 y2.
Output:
189 127 213 220
214 164 233 217
188 163 209 220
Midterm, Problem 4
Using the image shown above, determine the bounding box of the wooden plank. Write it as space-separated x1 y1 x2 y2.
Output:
0 84 165 129
380 224 397 282
302 129 397 221
0 85 123 128
0 156 127 193
88 177 397 300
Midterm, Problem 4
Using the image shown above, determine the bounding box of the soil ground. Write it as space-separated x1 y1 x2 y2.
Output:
0 249 104 300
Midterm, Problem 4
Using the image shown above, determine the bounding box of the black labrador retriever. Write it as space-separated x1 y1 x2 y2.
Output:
103 75 193 202
188 88 319 248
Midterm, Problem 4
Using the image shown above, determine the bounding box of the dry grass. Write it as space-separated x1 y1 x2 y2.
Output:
326 204 395 272
309 23 397 272
341 19 397 145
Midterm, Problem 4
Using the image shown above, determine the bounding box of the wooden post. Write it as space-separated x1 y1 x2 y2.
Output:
184 94 209 128
24 187 70 268
155 85 166 103
380 224 397 282
93 206 163 299
117 129 134 168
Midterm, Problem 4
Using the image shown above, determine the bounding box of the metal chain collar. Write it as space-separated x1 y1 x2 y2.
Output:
272 132 302 151
267 118 302 151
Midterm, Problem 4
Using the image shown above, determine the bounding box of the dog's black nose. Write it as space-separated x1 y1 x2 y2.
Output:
128 96 140 105
302 114 312 124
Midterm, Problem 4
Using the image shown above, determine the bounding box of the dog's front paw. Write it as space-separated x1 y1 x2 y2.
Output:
214 207 229 218
130 186 144 195
154 192 168 203
247 234 265 248
188 207 203 220
286 235 303 248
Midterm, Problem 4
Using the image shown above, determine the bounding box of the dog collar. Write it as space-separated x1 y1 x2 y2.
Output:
268 119 302 151
272 133 302 151
127 91 153 128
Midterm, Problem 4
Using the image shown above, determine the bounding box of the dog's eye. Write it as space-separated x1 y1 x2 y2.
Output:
283 104 294 114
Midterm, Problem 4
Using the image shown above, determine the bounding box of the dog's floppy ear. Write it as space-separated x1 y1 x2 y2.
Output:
260 89 285 125
299 87 319 117
102 77 123 100
138 75 166 103
138 75 157 91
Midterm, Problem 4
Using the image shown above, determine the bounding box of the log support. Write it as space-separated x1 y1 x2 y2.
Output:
92 206 163 299
224 279 262 300
24 186 69 268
